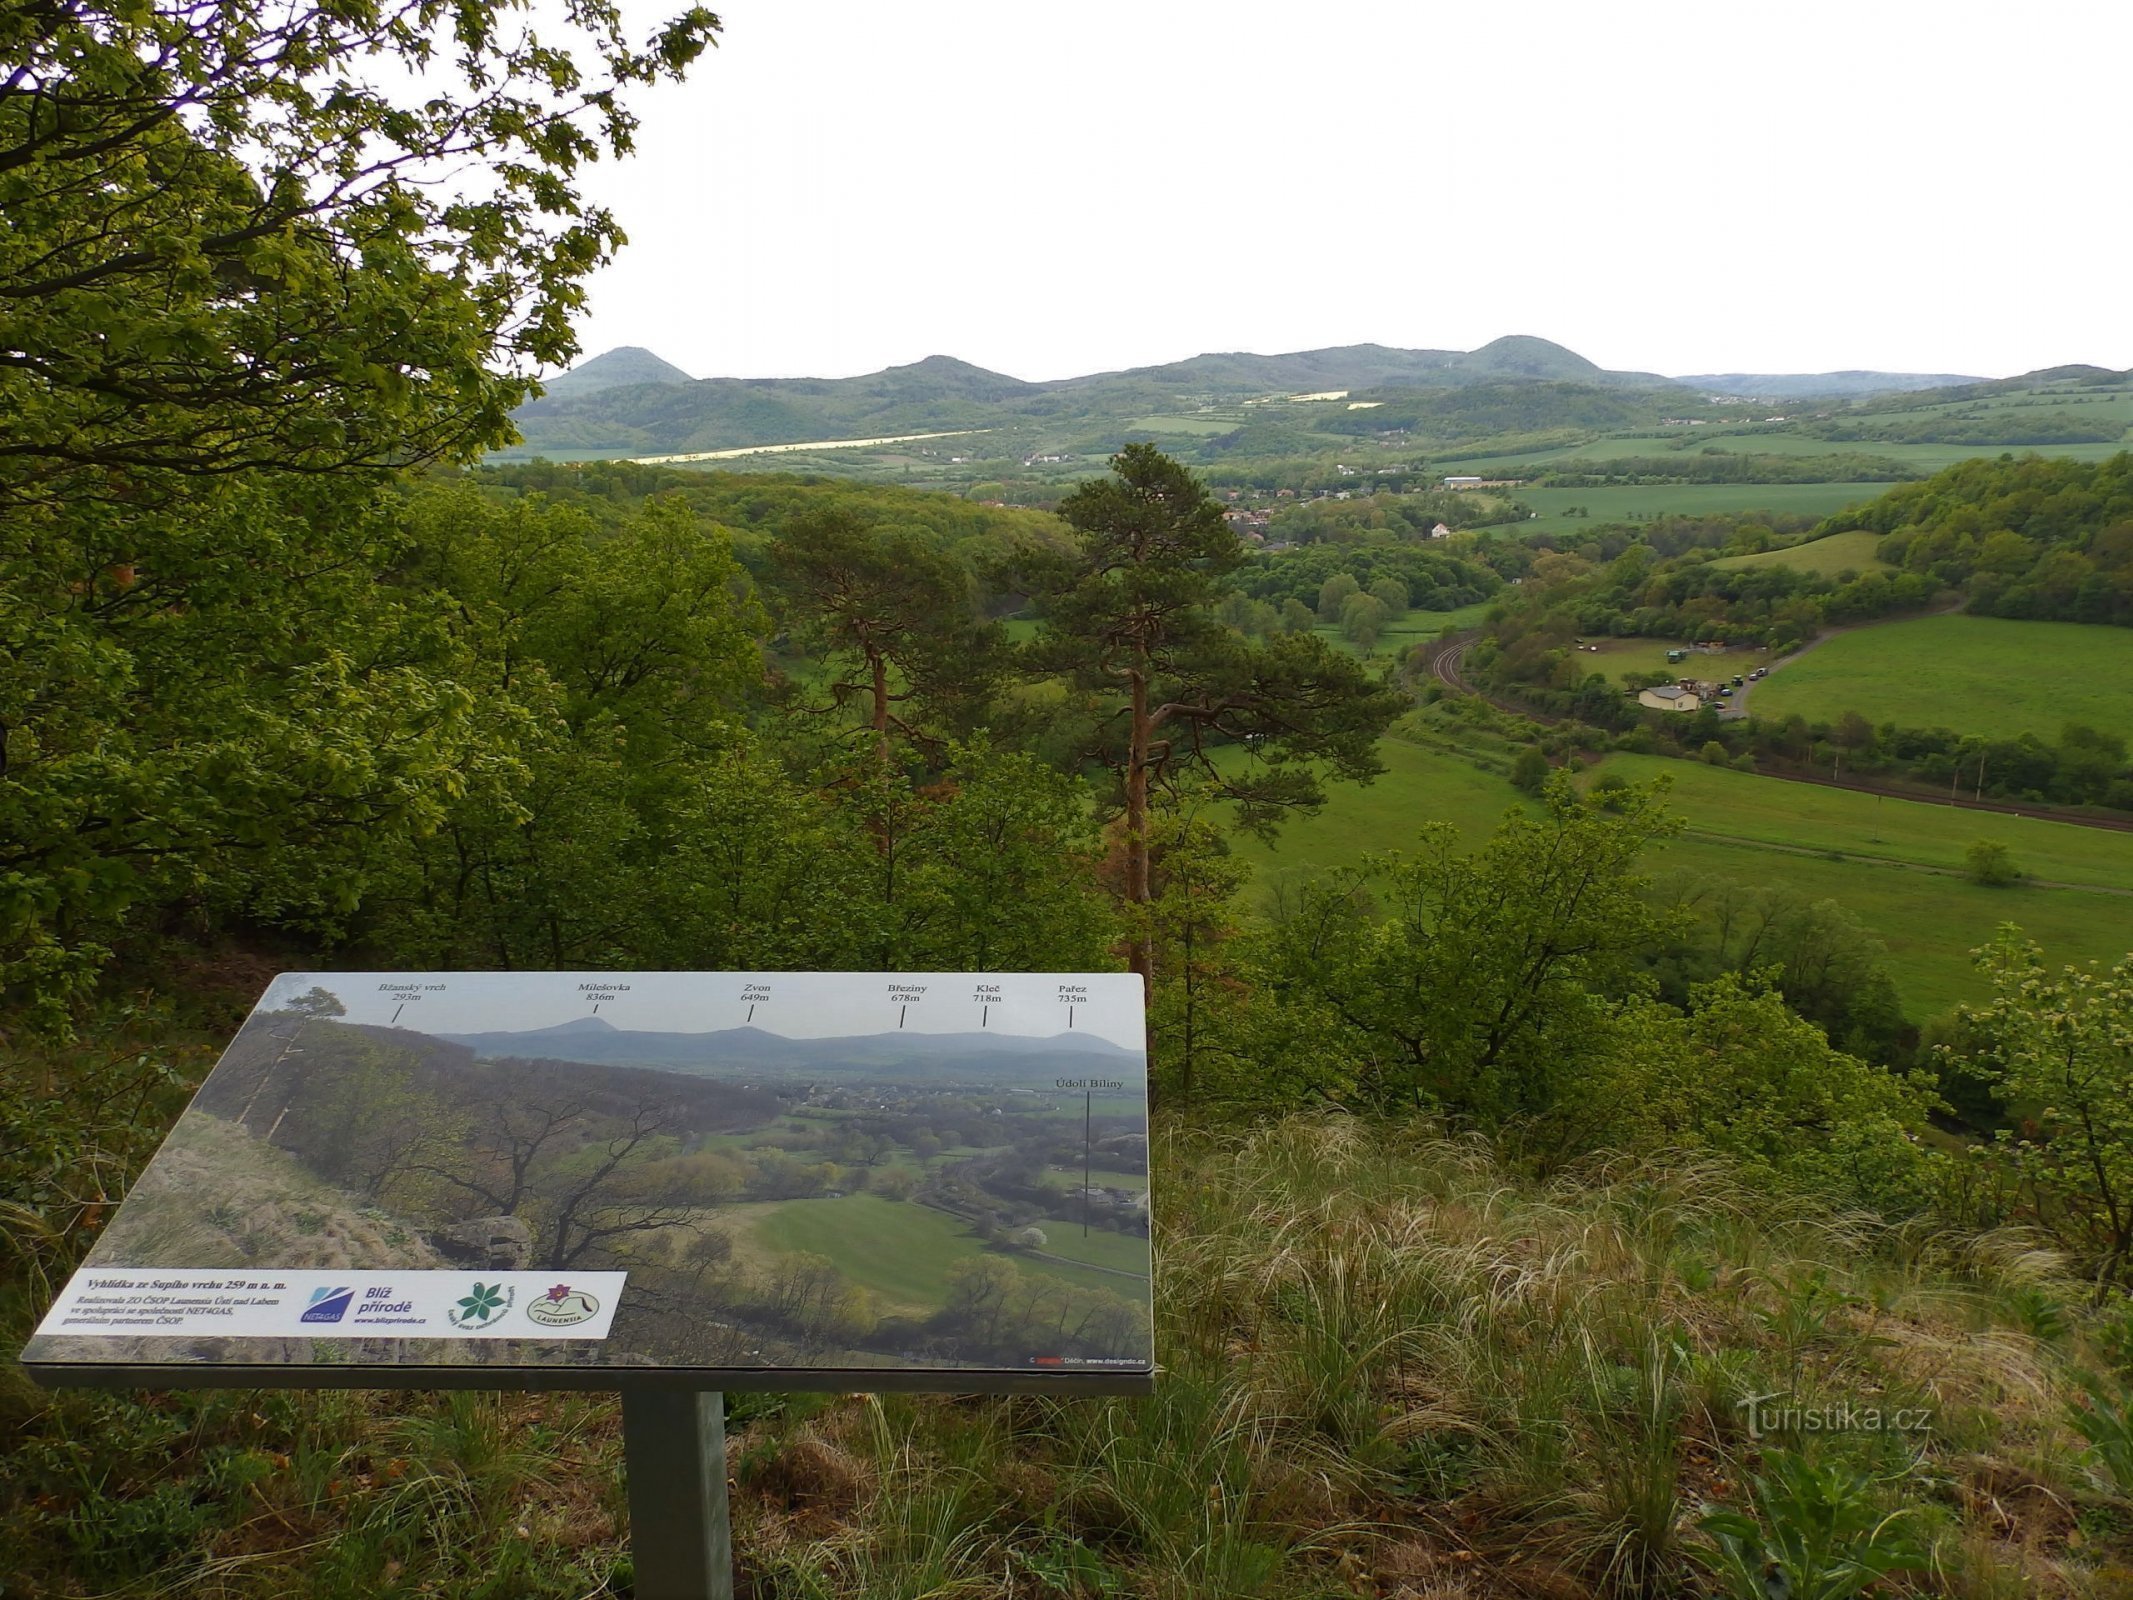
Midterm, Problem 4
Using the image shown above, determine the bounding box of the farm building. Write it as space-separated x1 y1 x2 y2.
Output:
1441 475 1484 488
1637 685 1701 713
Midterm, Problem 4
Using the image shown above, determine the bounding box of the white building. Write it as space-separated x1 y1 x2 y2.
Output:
1637 684 1701 713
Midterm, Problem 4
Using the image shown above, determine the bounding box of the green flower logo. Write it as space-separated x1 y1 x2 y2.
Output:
446 1280 515 1329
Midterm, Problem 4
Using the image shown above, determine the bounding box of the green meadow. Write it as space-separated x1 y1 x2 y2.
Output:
1125 414 1239 436
1711 528 1892 577
1752 613 2133 742
741 1193 1146 1314
1595 754 2133 893
1576 636 1771 685
1030 1220 1154 1276
1227 740 2133 1019
1515 481 1890 534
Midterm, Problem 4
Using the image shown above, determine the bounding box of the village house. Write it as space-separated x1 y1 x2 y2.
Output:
1637 684 1701 713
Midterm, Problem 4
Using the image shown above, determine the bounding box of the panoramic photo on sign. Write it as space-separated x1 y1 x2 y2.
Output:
23 973 1152 1388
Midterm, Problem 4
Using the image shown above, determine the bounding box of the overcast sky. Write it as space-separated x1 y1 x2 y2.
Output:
559 0 2131 385
260 972 1145 1050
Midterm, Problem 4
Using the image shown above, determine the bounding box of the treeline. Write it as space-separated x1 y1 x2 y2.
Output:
1529 449 1918 487
478 459 1067 603
1234 541 1501 625
1263 487 1515 542
1837 451 2133 626
1313 381 1677 439
1801 411 2125 446
1618 705 2133 815
1476 538 1942 692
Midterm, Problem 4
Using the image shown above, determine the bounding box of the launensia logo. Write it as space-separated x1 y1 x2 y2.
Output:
525 1283 600 1328
445 1280 516 1329
300 1285 354 1324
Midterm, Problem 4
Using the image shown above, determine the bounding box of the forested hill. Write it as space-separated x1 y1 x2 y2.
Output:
506 336 2082 465
1831 450 2133 625
507 335 1693 456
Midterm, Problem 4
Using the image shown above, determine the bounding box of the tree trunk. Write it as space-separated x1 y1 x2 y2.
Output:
870 648 891 765
1125 666 1153 980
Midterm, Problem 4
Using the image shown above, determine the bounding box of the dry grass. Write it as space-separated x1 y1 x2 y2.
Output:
10 1115 2133 1596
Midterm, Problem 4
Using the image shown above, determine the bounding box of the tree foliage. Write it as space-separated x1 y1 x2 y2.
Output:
770 507 1003 758
1957 931 2133 1289
1262 775 1677 1124
1030 444 1401 972
1 0 717 505
1 0 718 1026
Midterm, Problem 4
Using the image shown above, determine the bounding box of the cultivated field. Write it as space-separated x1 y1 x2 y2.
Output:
1753 613 2133 741
1515 481 1890 534
1226 740 2133 1019
1710 529 1893 577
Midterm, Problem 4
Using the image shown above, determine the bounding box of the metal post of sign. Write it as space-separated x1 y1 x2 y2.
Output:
622 1389 732 1600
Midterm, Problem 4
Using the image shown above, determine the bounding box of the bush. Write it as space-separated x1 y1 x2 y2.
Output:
1964 838 2021 886
1509 747 1551 794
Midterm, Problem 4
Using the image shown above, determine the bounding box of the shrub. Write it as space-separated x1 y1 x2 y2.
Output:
1965 838 2022 886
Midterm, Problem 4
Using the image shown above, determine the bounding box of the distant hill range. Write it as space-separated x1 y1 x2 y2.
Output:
429 1014 1142 1083
504 335 2025 460
1677 371 1985 400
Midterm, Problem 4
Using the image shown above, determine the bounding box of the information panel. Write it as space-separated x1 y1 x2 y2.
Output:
23 972 1151 1394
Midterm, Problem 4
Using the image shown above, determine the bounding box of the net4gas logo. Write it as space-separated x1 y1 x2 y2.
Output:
299 1285 355 1324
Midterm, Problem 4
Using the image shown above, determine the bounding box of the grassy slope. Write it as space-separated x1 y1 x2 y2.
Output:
1228 740 2132 1018
1753 614 2133 742
742 1193 1146 1311
1595 753 2133 893
1225 737 1521 887
745 1194 986 1314
1710 528 1892 576
16 1118 2129 1596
